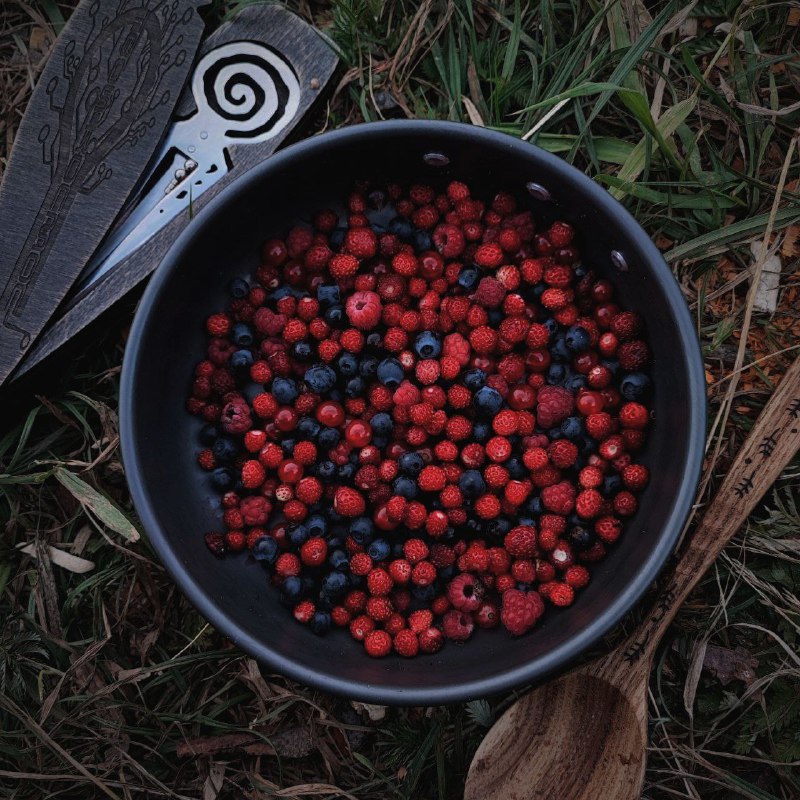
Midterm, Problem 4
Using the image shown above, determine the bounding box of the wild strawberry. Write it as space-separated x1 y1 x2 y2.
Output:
485 436 511 463
548 440 578 468
504 480 530 506
541 481 576 515
613 491 638 517
343 227 377 258
586 412 613 439
387 559 411 585
225 530 246 552
622 464 649 490
610 311 643 341
418 465 446 492
498 316 529 344
403 538 429 564
350 615 375 641
619 402 649 429
367 568 393 596
393 629 419 657
300 537 327 567
433 223 466 258
501 589 544 636
595 515 623 543
576 489 604 519
543 263 572 288
241 460 266 489
329 253 359 279
418 627 445 653
565 565 590 589
474 242 504 269
350 552 373 576
334 486 365 517
469 326 498 355
474 494 501 519
412 561 437 586
364 629 392 657
598 435 625 461
505 525 537 558
618 340 649 370
366 596 393 622
541 287 571 310
415 359 440 385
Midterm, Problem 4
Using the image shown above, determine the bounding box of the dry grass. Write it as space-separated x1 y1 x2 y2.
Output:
1 1 799 798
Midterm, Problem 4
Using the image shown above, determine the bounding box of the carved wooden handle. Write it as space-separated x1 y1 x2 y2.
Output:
622 357 800 664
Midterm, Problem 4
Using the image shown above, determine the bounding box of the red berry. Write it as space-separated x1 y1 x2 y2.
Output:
501 589 544 636
364 629 392 657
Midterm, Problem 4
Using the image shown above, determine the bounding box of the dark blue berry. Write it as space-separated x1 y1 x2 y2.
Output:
483 517 511 537
280 576 304 605
411 583 437 603
391 541 406 559
328 549 349 572
377 358 403 389
543 318 558 336
345 376 366 398
398 452 425 476
318 427 340 450
457 265 481 292
561 416 584 440
473 422 491 442
459 469 486 500
579 435 597 456
414 331 441 359
317 460 336 479
288 524 309 548
367 539 391 561
297 417 321 440
210 467 234 490
505 457 525 480
281 438 296 457
563 374 588 393
229 349 254 372
350 517 374 545
392 476 418 499
212 436 239 463
388 216 414 242
232 323 254 347
271 377 298 404
488 308 503 327
551 334 571 362
306 514 327 538
568 525 596 551
438 565 457 582
368 189 387 209
366 332 382 350
337 352 359 376
337 463 355 481
252 535 279 564
526 496 543 516
370 412 393 436
620 372 651 401
565 325 591 352
464 369 487 391
473 386 503 417
269 286 294 304
603 359 620 376
324 305 345 327
321 570 348 598
329 228 347 250
310 611 331 635
547 364 568 385
372 435 389 449
548 427 563 440
359 357 379 377
603 474 622 497
228 277 249 298
413 229 433 252
292 341 313 361
199 424 219 446
317 284 341 307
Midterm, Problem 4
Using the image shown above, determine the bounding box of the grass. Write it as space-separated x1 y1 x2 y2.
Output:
1 0 799 797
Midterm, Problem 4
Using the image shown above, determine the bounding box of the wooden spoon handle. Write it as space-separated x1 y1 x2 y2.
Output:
618 356 800 666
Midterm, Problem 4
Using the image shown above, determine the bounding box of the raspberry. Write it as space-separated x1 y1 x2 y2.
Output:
501 589 544 636
536 385 574 429
418 465 446 492
541 481 576 515
473 277 506 308
505 525 537 558
345 290 382 330
433 223 466 258
344 227 378 258
447 573 484 611
475 242 504 269
333 486 366 517
442 610 475 641
364 629 392 657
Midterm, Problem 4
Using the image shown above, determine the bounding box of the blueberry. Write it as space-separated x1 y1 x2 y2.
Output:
438 565 457 582
306 514 327 538
388 216 414 242
620 372 651 402
561 416 584 440
551 334 571 362
359 357 379 378
565 325 591 352
457 265 481 292
272 377 298 404
487 309 503 327
199 424 219 446
411 584 437 603
280 576 304 605
280 439 296 457
317 460 336 479
228 349 254 373
329 228 347 250
505 457 525 480
391 541 406 559
393 475 418 499
365 332 382 350
517 516 536 528
288 524 309 548
574 265 588 279
474 386 503 417
414 331 441 359
232 323 254 347
370 412 393 437
483 517 511 537
459 469 486 500
328 549 349 571
377 358 404 389
548 427 563 440
464 369 487 391
292 341 313 361
318 427 341 449
368 189 387 209
324 305 345 327
543 318 559 336
297 416 321 440
603 474 622 497
350 517 374 545
345 376 366 398
321 570 348 598
532 283 546 301
338 352 359 376
399 452 425 476
228 277 250 298
252 536 279 564
212 436 239 463
603 359 620 376
269 286 294 304
413 229 433 252
317 284 341 307
578 435 597 456
310 611 331 636
473 422 491 442
563 374 588 393
568 525 596 551
337 463 356 480
304 363 338 395
372 435 389 449
210 467 234 490
367 539 391 561
526 496 543 516
547 364 567 385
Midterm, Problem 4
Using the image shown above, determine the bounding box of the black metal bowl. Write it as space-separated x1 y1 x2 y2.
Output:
120 121 705 705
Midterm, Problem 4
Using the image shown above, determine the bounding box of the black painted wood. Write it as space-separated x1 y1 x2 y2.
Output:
11 3 338 383
0 0 208 386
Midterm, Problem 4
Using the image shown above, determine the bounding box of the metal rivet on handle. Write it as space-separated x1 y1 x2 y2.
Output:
423 152 450 167
611 250 629 272
526 182 551 201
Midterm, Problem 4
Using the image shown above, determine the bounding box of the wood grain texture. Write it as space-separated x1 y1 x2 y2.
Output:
10 3 338 383
466 358 800 800
0 0 208 386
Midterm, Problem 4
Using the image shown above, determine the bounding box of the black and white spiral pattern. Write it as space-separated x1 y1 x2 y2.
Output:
197 42 299 141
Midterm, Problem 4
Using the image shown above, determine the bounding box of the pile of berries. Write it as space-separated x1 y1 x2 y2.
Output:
187 180 653 658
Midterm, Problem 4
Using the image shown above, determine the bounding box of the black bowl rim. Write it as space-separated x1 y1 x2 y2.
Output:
120 119 706 704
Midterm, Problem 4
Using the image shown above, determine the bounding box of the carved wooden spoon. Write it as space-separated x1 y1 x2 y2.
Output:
465 356 800 800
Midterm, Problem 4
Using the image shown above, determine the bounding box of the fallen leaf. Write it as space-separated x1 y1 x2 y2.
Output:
17 542 94 573
750 240 782 314
703 644 758 686
788 8 800 26
781 224 800 258
351 701 387 722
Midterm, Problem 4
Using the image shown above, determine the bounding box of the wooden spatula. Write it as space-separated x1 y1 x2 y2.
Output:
465 356 800 800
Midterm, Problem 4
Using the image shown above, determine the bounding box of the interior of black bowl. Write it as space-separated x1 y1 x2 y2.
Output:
120 121 705 705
